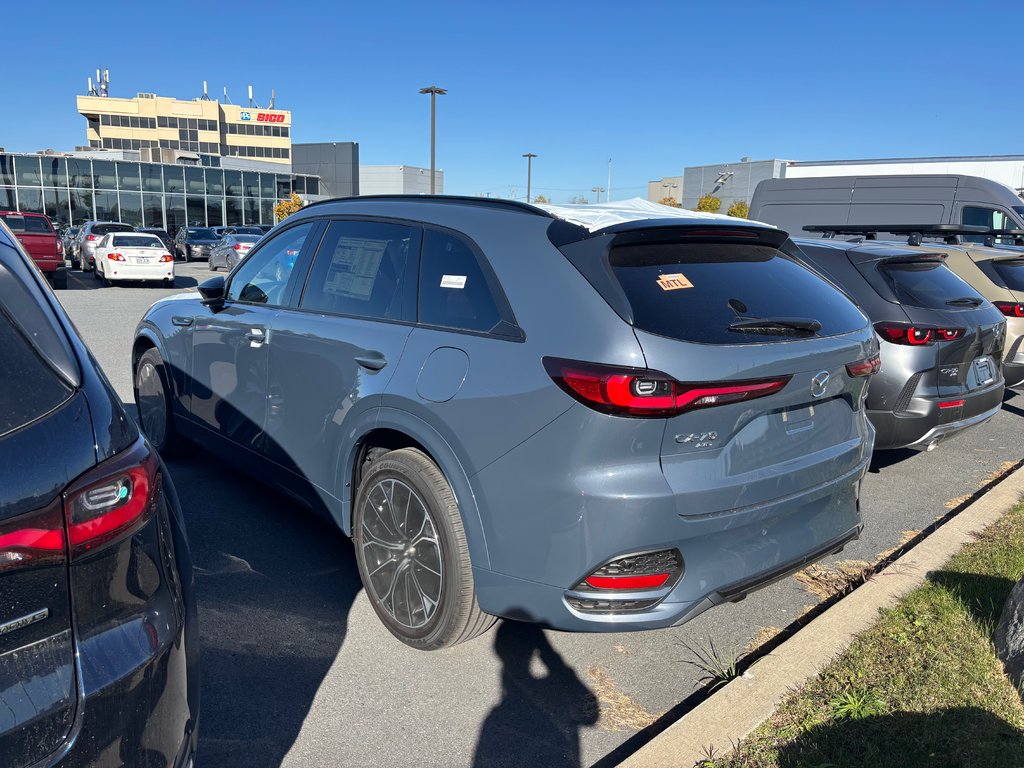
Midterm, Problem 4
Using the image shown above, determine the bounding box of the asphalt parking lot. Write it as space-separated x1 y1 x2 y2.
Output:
56 261 1024 768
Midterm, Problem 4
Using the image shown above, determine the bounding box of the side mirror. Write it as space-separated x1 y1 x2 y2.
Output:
198 275 226 307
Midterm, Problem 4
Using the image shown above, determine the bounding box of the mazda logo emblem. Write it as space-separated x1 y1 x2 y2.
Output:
810 371 830 399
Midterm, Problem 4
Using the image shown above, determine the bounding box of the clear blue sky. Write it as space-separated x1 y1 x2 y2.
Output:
6 1 1022 203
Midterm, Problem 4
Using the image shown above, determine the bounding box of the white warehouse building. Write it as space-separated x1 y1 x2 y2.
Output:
359 165 443 196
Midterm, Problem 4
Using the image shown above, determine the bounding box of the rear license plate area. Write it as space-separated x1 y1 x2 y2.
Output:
781 404 815 435
972 357 995 388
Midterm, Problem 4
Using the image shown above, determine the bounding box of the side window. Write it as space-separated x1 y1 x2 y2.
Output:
962 206 1016 243
228 221 315 306
418 229 503 333
299 220 414 320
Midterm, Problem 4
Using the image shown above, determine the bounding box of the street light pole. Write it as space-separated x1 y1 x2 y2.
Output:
592 186 605 204
419 86 447 194
522 153 537 203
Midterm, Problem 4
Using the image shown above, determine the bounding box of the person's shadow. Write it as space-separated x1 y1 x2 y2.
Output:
472 617 599 768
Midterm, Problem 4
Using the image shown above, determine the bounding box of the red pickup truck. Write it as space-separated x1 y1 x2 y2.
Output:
0 211 67 288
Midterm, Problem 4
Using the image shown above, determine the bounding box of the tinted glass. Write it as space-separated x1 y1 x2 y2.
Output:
16 189 43 214
301 221 413 319
116 162 141 191
92 223 134 235
92 161 116 190
14 156 41 187
232 227 262 235
141 164 162 193
0 156 13 186
0 306 73 437
112 235 163 248
879 260 983 308
41 158 67 188
991 260 1024 292
185 167 205 195
610 242 866 344
419 229 502 333
0 214 53 234
44 189 70 225
163 167 184 194
224 170 242 196
229 222 314 306
187 228 217 239
119 192 143 226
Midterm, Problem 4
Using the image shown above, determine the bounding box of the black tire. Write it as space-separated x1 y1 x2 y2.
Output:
93 264 101 281
135 348 183 458
353 448 495 650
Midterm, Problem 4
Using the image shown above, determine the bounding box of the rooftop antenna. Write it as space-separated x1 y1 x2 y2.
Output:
269 88 275 109
222 86 231 104
87 76 97 96
100 69 109 97
200 80 210 100
248 85 254 108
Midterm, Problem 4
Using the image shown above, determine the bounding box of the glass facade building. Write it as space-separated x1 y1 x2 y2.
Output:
0 153 320 231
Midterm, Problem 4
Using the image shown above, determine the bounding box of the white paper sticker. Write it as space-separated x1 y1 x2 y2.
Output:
440 274 467 289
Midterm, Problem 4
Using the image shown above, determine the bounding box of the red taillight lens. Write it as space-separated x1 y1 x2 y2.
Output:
107 252 125 262
585 573 670 590
543 357 790 418
846 354 881 378
0 502 65 573
159 254 173 263
874 323 964 346
939 399 966 409
87 234 98 241
56 241 64 254
63 440 158 559
995 302 1024 318
232 243 242 250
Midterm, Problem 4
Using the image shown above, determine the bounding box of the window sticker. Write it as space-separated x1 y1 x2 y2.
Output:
656 273 693 291
440 274 467 289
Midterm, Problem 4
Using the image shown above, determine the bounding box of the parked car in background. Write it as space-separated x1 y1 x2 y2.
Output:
750 174 1024 239
94 232 175 286
0 211 67 288
138 226 174 252
793 232 1006 449
801 225 1024 389
0 217 198 766
133 196 878 650
75 221 135 271
208 234 261 272
210 225 264 238
174 226 221 262
60 226 80 268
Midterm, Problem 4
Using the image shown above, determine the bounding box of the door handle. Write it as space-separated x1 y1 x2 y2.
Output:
246 327 267 347
171 316 193 327
354 351 387 371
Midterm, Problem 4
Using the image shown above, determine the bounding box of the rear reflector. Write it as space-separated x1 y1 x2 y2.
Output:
544 357 790 418
939 400 965 409
585 573 670 590
846 354 881 378
62 438 159 559
573 549 684 595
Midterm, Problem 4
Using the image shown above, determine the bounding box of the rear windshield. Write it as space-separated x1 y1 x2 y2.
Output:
0 306 73 437
112 234 163 248
92 223 134 235
233 235 261 244
609 242 866 344
992 260 1024 292
878 260 982 307
1 214 53 234
232 227 263 235
188 228 217 239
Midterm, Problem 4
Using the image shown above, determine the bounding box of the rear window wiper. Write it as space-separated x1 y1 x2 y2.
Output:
728 316 822 334
945 296 983 307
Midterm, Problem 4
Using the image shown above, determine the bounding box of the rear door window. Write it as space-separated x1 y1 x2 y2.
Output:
0 306 73 437
418 229 507 334
299 220 415 320
609 242 866 344
878 260 982 307
989 260 1024 292
0 214 53 234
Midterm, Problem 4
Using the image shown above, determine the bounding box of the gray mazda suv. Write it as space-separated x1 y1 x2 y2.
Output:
131 197 878 649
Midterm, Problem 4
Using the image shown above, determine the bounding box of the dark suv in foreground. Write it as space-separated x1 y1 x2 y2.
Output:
794 233 1005 450
0 220 198 765
133 197 878 650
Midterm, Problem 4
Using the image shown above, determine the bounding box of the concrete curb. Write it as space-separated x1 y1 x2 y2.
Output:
618 465 1024 768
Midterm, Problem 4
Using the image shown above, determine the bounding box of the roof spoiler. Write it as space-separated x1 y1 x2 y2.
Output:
803 223 1024 247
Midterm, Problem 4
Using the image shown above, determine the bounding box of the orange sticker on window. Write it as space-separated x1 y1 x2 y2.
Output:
657 273 693 291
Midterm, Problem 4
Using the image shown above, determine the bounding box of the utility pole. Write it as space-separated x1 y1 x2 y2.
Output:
607 158 612 201
419 86 447 194
522 153 537 203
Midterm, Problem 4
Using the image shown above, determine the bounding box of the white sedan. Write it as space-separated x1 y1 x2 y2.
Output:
94 232 175 285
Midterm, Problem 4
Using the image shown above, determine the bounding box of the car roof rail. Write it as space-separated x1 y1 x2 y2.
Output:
300 194 556 218
804 223 992 246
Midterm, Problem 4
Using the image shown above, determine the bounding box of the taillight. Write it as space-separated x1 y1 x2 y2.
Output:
874 322 963 346
995 302 1024 318
232 243 242 250
159 254 173 263
87 234 98 241
0 502 65 573
107 252 125 261
62 439 159 559
846 354 881 378
543 357 790 418
56 241 64 255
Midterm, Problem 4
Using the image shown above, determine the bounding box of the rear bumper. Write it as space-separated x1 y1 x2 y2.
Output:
473 450 868 632
868 378 1004 450
105 263 175 282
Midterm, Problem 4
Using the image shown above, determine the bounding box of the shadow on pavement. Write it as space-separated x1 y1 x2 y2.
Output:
472 617 598 768
773 707 1024 767
868 447 916 473
63 270 197 290
166 450 361 768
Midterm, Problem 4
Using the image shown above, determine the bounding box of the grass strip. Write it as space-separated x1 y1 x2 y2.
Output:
704 502 1024 768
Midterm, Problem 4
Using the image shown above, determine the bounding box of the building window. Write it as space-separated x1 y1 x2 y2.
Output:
158 116 169 128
